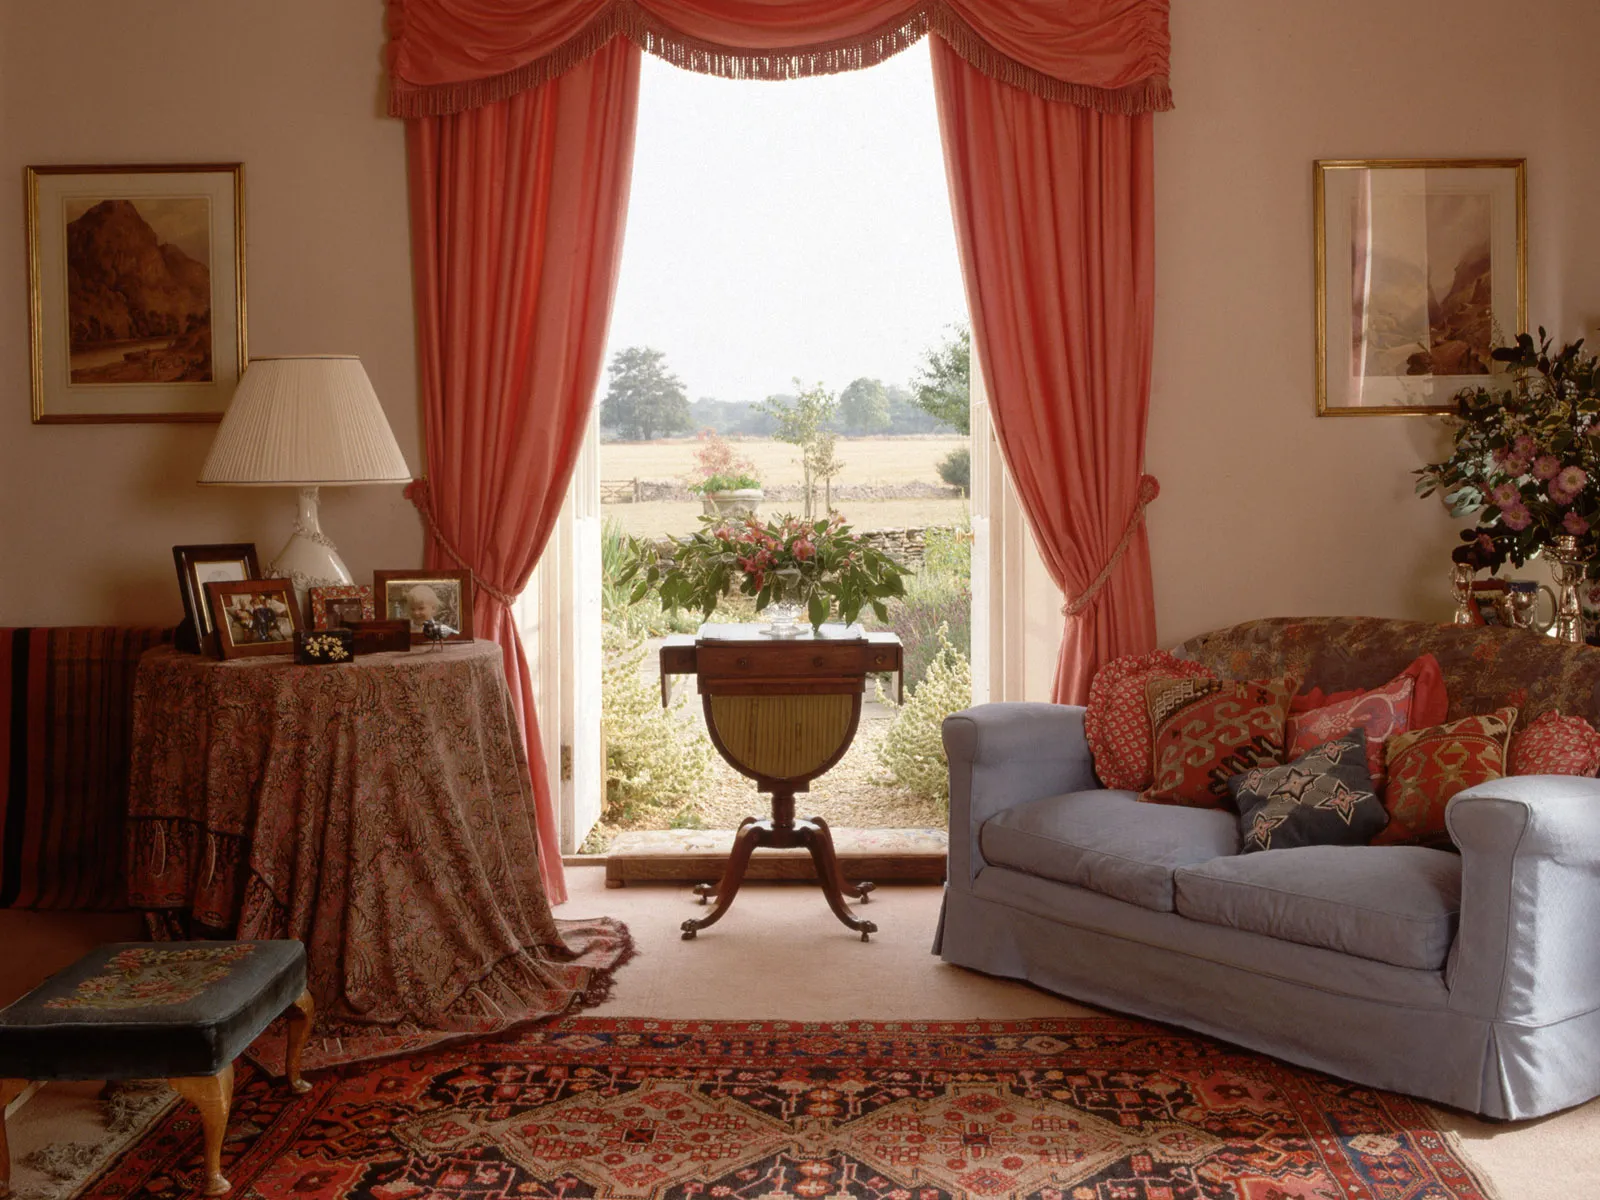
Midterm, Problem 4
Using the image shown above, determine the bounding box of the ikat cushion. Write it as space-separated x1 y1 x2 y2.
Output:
1140 675 1297 810
1509 711 1600 777
1084 651 1216 791
1228 730 1387 853
1375 708 1518 847
1286 654 1448 794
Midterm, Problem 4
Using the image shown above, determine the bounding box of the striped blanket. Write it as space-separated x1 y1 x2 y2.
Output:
1 626 171 909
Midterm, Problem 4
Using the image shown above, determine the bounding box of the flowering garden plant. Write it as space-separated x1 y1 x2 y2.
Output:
685 431 761 494
621 513 908 629
1417 330 1600 570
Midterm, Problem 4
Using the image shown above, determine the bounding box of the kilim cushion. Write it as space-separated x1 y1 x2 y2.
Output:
1375 708 1518 847
1286 654 1448 794
1228 729 1387 853
1140 676 1296 809
1084 651 1215 790
1509 710 1600 777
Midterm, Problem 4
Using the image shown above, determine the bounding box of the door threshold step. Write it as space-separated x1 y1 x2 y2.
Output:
604 826 946 887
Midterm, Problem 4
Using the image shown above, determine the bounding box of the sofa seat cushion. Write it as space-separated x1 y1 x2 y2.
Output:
981 789 1239 912
1174 846 1461 970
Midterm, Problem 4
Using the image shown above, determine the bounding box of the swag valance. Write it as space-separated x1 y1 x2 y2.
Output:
387 0 1172 117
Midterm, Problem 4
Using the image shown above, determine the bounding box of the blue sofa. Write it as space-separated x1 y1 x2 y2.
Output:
934 617 1600 1120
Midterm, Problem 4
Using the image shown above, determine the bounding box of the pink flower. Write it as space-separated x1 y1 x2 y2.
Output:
1565 511 1591 536
1504 457 1530 477
793 538 816 561
1500 502 1533 531
1533 456 1562 481
1513 434 1538 460
1558 466 1588 496
1490 482 1522 508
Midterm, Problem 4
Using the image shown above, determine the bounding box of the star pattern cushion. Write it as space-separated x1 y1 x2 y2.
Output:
1228 730 1387 853
1140 675 1297 810
1509 711 1600 777
1375 708 1518 847
1084 651 1216 791
1286 654 1448 794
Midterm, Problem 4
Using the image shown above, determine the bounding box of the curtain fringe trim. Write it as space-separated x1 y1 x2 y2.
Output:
388 0 1173 118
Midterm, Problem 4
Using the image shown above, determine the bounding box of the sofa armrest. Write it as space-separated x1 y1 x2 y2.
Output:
1446 777 1600 1024
942 703 1098 886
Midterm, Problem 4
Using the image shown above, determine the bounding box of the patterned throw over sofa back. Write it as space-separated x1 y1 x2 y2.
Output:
1170 617 1600 727
0 626 172 910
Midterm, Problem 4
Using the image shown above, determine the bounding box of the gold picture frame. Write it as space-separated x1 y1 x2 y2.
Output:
27 162 246 424
1314 158 1525 416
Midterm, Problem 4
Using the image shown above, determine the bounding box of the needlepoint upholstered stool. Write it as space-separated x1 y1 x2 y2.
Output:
0 940 313 1197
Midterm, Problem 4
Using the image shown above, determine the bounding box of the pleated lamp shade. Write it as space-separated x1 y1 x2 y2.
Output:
200 355 410 486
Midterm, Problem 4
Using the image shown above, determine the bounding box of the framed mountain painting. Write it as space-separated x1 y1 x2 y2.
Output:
26 163 245 423
1314 158 1525 416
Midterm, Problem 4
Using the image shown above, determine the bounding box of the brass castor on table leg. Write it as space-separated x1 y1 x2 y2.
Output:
680 921 699 940
855 881 876 904
858 920 878 943
693 882 715 905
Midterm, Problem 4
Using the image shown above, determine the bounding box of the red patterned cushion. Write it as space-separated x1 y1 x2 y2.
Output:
1140 676 1297 810
1509 711 1600 777
1085 651 1216 791
1375 708 1518 847
1286 655 1448 793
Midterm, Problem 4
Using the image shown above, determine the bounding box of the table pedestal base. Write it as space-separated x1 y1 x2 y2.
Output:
681 812 877 941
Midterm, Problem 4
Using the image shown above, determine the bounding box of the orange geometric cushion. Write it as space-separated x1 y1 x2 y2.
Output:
1084 651 1216 791
1509 711 1600 777
1286 654 1448 794
1375 708 1518 847
1140 676 1297 810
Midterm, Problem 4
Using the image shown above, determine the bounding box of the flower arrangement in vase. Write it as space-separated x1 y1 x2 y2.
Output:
621 513 908 636
1416 330 1600 640
685 431 763 518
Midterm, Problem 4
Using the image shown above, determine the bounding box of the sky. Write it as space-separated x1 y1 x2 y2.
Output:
605 42 969 406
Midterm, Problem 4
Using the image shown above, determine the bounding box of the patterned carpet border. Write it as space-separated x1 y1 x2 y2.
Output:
77 1017 1500 1200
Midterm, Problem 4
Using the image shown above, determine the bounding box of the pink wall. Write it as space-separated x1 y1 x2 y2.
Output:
1146 0 1600 644
0 1 421 626
1 1 1595 647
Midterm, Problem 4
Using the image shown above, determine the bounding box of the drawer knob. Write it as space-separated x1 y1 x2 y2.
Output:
736 657 749 668
874 654 886 665
813 655 825 667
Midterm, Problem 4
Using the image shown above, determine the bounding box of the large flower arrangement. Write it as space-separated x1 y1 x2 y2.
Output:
622 514 908 629
1416 330 1600 570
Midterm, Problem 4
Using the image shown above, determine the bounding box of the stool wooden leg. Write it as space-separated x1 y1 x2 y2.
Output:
169 1063 234 1196
0 1079 28 1200
283 989 314 1094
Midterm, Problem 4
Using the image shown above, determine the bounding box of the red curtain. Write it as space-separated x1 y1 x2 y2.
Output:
931 38 1158 704
405 37 641 902
388 0 1171 117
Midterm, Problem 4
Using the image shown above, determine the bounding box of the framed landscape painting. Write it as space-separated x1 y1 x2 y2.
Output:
1314 158 1525 416
27 163 245 423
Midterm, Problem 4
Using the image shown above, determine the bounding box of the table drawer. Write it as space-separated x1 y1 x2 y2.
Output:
696 643 881 681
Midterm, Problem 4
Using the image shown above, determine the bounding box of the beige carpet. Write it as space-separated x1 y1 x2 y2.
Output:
5 869 1599 1198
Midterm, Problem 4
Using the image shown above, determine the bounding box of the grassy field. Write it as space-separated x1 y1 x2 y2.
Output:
601 435 966 488
608 496 968 538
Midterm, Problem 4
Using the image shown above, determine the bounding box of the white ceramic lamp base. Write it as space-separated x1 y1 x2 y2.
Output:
267 486 352 610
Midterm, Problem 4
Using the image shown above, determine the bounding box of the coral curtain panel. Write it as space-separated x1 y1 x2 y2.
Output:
387 0 1172 117
405 37 641 902
932 38 1159 704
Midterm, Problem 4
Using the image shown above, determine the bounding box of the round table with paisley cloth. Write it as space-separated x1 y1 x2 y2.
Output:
125 640 632 1072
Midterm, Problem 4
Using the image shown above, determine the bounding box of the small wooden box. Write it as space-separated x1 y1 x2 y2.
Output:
345 619 410 655
294 628 356 666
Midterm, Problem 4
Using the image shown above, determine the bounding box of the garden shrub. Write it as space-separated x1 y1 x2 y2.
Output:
601 626 713 821
936 446 970 494
884 522 972 689
879 623 971 813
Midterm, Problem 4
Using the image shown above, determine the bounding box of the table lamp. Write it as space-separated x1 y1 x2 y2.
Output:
200 355 411 604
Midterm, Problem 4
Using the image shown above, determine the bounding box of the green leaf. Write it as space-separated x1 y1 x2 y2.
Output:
808 593 829 628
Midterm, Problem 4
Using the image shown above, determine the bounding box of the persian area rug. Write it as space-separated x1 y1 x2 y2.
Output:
78 1018 1496 1200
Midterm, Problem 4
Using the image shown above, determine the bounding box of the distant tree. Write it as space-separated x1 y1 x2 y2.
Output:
600 347 692 441
884 383 945 434
838 377 891 435
937 446 971 494
911 323 971 435
759 381 843 519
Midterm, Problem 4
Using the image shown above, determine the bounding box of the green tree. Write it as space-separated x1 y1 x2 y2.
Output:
759 380 844 519
911 323 971 435
599 347 692 441
838 377 890 435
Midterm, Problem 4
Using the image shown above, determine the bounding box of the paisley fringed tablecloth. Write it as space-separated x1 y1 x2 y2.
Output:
126 641 632 1071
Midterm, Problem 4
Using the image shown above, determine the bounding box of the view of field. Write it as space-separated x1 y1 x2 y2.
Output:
600 434 968 537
